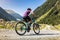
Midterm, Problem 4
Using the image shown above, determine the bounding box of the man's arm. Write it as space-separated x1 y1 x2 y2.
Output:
31 12 36 17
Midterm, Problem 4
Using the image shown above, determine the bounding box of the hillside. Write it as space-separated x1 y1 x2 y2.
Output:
5 10 23 21
34 0 60 25
0 7 17 21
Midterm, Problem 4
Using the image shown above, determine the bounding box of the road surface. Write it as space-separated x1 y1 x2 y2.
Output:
0 29 60 40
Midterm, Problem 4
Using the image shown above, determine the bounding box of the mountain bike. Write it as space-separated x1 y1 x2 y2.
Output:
15 17 40 35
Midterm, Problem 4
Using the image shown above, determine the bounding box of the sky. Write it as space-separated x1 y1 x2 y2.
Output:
0 0 46 16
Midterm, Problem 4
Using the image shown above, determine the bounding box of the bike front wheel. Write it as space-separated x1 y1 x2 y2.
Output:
15 21 26 35
33 23 40 34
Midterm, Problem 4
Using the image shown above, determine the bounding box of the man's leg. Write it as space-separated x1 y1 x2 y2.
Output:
26 16 32 32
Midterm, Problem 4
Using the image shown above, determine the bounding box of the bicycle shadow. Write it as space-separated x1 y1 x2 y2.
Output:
21 33 59 36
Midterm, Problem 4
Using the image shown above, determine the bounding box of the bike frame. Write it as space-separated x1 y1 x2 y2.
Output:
21 17 36 28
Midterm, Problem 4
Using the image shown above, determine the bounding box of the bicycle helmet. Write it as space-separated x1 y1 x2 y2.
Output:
27 8 31 10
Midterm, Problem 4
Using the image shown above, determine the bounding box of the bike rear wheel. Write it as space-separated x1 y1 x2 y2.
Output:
15 21 26 35
33 23 40 34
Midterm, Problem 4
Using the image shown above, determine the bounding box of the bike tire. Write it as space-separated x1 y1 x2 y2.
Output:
15 21 26 35
33 23 40 34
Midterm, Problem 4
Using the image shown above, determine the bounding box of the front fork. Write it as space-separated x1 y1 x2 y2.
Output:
24 22 29 30
25 22 32 32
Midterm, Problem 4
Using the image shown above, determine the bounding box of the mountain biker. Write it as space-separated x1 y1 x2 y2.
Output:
23 8 36 32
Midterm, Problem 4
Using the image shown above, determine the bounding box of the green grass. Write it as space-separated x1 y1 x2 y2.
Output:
0 25 14 30
0 25 5 28
39 24 46 30
54 24 60 30
35 7 54 23
34 0 60 26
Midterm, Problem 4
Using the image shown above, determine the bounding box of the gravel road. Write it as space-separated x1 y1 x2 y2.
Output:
0 29 60 40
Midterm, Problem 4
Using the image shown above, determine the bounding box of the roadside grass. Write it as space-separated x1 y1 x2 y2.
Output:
54 24 60 31
0 25 5 28
0 24 45 30
39 24 46 30
0 25 14 30
0 24 60 31
50 26 58 30
46 24 60 31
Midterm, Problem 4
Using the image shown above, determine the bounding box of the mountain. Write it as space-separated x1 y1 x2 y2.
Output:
5 10 23 21
34 0 60 25
0 7 17 21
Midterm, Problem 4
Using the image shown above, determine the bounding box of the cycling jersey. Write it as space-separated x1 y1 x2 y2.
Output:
23 10 31 17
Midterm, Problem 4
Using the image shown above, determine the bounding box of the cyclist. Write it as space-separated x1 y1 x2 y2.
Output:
23 8 36 32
